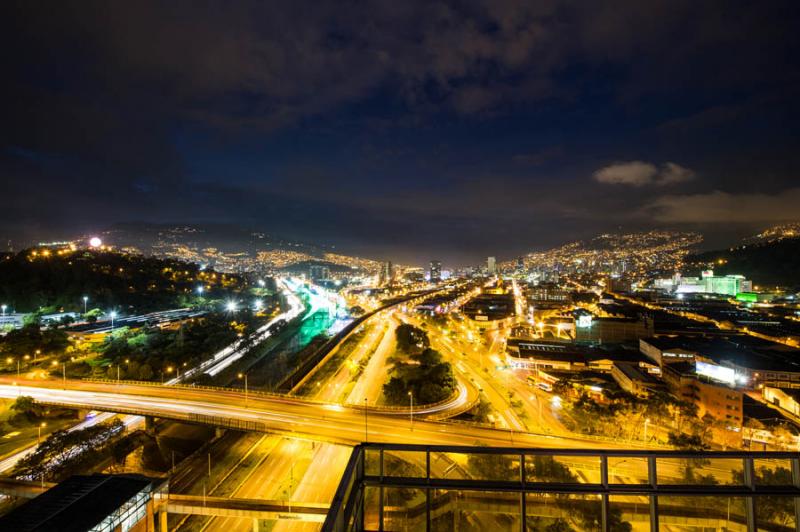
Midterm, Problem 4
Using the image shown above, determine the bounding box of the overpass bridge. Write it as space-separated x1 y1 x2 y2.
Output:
164 493 328 521
0 379 616 449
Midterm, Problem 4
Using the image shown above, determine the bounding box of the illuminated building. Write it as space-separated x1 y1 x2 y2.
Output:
655 270 753 296
487 256 496 274
429 260 441 282
661 360 744 444
309 264 330 281
574 316 654 344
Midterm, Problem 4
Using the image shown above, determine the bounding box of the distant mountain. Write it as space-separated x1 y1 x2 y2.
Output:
98 222 327 256
742 222 800 245
687 236 800 288
87 222 380 273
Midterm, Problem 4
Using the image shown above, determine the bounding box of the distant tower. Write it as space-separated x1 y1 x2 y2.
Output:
429 260 442 283
382 261 393 284
487 256 496 275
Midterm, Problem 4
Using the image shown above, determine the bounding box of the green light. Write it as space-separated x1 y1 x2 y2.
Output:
736 292 758 303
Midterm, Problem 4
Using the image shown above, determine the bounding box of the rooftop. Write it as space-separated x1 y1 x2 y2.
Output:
643 334 800 373
0 474 161 532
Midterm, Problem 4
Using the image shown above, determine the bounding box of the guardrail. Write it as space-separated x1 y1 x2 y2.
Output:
323 443 800 532
79 378 467 417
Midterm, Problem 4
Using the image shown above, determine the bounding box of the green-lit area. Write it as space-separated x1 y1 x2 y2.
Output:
736 292 758 303
293 310 336 348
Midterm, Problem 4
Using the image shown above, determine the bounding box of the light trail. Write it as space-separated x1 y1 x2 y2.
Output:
0 380 637 449
190 277 305 379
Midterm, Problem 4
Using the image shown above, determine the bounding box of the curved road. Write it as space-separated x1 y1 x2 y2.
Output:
0 379 624 449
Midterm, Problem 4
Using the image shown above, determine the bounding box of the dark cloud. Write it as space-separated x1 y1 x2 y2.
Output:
1 0 799 263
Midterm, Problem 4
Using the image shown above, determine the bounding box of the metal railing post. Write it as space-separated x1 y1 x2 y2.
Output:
379 448 384 532
792 457 800 531
600 455 609 532
520 453 527 532
426 448 431 531
648 455 658 532
743 457 756 532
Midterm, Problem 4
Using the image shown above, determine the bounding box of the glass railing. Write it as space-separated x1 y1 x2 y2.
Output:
323 444 800 532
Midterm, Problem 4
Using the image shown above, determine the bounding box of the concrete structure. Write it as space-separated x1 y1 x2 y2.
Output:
429 260 442 283
610 362 663 397
639 337 698 366
640 334 800 389
575 316 654 345
462 292 515 322
487 256 496 275
661 361 743 444
763 386 800 418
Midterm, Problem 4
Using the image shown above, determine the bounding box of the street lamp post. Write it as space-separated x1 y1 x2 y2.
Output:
238 373 248 407
110 311 117 331
38 422 47 444
364 398 368 443
1 304 6 317
408 391 413 431
83 296 88 314
644 418 650 442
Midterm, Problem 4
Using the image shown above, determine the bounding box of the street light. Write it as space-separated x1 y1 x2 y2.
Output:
110 311 117 331
238 372 248 407
408 391 414 431
226 301 238 313
196 285 204 296
1 304 6 317
82 296 88 314
38 422 47 444
644 418 651 442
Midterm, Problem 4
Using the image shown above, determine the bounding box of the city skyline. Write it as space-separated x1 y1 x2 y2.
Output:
3 2 800 265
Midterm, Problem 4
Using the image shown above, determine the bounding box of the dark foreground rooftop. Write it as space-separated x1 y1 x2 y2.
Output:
0 474 161 532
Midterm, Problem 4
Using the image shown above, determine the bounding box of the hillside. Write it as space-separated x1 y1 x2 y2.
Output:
688 237 800 288
0 248 245 314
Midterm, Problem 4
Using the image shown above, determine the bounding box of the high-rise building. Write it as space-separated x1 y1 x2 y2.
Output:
487 256 496 275
309 264 330 282
429 260 442 283
381 261 393 284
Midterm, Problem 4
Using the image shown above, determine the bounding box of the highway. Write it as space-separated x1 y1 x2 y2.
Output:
182 277 306 380
0 379 637 449
0 278 308 475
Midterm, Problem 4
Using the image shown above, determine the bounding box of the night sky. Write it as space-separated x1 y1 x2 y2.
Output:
2 1 799 265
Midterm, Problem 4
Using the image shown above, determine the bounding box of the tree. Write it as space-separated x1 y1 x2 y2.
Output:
138 364 153 380
395 324 429 353
668 432 709 451
10 396 44 420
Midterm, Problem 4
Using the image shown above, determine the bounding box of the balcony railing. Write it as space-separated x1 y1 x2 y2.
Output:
323 443 800 532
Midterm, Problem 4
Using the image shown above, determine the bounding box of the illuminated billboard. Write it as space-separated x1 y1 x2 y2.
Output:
696 361 735 385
